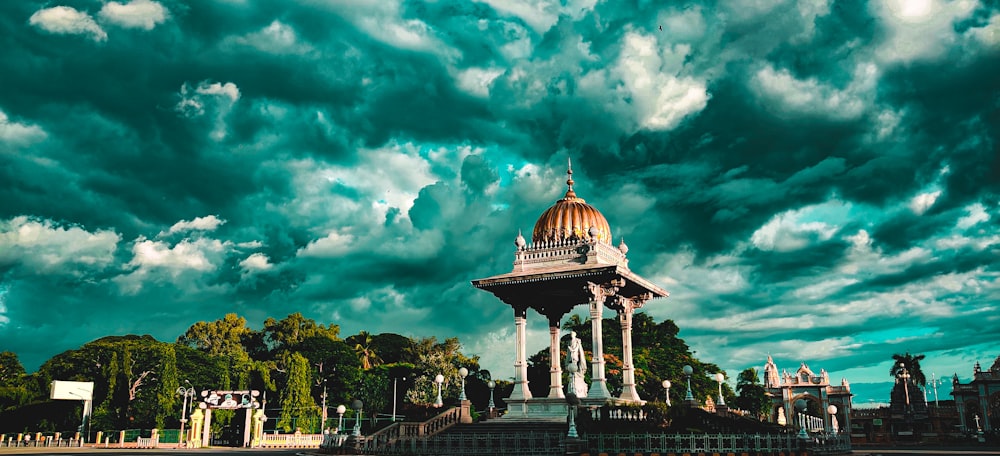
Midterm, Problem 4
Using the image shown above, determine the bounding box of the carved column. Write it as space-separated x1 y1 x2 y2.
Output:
547 316 564 398
510 306 532 400
614 291 651 404
617 299 641 403
585 282 611 400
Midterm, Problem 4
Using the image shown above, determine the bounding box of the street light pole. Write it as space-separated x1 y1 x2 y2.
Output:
336 405 346 433
392 377 406 421
176 382 196 448
321 379 328 431
683 365 694 403
662 380 671 406
715 373 726 406
458 368 468 401
351 400 363 437
434 374 444 408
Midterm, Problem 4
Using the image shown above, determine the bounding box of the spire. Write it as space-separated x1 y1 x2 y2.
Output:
564 157 577 198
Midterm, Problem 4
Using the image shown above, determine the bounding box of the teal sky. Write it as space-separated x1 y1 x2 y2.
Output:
1 0 998 404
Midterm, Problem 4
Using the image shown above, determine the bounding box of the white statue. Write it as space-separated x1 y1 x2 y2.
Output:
567 331 588 397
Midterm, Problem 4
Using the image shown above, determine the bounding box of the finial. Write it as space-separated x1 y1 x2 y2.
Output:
564 156 577 198
515 230 526 250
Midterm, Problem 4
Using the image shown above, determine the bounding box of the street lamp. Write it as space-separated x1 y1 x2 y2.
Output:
897 362 911 411
929 373 941 407
715 373 726 406
336 405 346 433
434 374 444 407
682 365 694 402
458 367 469 401
392 376 406 422
661 380 671 406
827 404 838 433
351 400 363 437
795 399 808 440
176 382 197 448
487 380 496 410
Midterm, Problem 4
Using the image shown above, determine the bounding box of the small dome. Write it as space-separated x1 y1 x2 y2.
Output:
531 161 612 244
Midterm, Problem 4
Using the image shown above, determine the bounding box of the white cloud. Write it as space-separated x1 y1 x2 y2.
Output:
298 231 356 258
750 208 838 252
116 237 228 294
29 6 107 42
872 0 977 63
99 0 169 30
455 67 505 98
475 0 597 34
752 62 877 120
615 32 709 131
956 202 989 229
175 81 241 140
0 111 47 147
0 216 120 274
909 190 941 215
164 215 226 235
965 12 1000 46
239 252 273 272
229 20 314 55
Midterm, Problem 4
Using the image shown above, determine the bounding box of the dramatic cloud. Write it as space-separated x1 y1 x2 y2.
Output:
29 6 107 41
1 0 998 404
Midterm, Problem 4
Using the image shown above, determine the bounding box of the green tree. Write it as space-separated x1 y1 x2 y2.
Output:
176 313 253 358
734 368 769 419
263 312 340 353
890 352 926 386
277 352 319 432
350 331 382 370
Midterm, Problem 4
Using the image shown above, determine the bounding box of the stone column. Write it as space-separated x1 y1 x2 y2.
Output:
617 301 641 403
509 306 532 400
547 317 565 398
585 282 611 399
202 408 212 448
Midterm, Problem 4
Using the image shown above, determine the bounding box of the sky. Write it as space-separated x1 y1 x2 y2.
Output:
0 0 998 405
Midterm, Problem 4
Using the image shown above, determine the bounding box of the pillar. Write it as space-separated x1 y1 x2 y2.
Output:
190 407 204 448
509 307 532 400
617 302 641 403
548 316 564 398
202 408 212 448
586 283 611 400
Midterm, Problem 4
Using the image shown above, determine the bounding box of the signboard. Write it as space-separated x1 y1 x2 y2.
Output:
50 381 94 401
201 390 260 409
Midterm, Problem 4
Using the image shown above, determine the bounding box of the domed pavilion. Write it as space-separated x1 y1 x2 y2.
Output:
472 161 669 419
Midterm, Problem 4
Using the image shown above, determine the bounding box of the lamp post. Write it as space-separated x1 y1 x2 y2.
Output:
929 372 941 407
795 399 809 440
662 380 671 406
336 405 346 433
351 400 363 437
392 376 406 422
458 368 468 401
487 380 496 410
897 362 911 411
683 365 694 402
176 382 197 448
715 373 726 406
434 374 444 408
827 404 838 433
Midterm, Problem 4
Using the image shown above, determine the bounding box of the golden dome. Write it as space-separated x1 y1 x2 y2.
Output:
531 163 612 245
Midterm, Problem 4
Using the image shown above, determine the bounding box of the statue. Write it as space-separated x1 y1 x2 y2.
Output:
567 331 588 397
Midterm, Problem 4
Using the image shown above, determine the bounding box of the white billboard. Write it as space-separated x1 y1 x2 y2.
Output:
50 380 95 401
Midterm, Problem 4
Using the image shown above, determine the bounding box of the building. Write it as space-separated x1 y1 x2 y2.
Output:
472 162 669 419
763 355 853 434
952 355 1000 434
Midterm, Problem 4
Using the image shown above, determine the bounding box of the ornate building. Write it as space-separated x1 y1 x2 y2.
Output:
952 355 1000 434
472 163 669 419
763 355 853 434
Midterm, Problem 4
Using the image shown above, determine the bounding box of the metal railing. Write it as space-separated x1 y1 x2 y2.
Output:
366 431 565 455
585 432 851 454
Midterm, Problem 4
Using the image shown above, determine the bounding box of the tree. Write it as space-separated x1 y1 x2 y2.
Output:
890 352 926 386
0 352 26 388
351 331 382 370
277 352 319 432
177 313 253 358
734 368 769 419
263 312 340 353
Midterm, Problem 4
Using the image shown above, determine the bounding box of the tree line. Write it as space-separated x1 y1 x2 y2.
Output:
0 311 775 435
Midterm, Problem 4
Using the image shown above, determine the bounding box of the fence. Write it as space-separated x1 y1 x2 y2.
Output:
361 431 565 456
0 433 84 448
585 432 852 454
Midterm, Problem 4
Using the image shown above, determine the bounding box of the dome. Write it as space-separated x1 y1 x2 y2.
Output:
531 163 612 244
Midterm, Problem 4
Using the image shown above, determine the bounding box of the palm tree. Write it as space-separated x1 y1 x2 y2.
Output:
890 352 926 386
353 331 382 370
